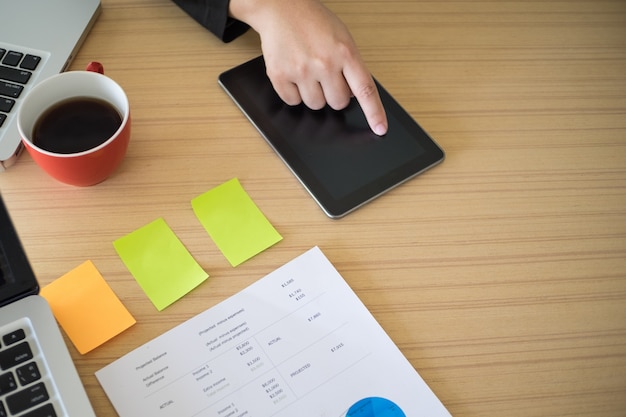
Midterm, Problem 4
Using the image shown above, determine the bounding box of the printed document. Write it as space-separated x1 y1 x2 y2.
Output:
96 247 451 417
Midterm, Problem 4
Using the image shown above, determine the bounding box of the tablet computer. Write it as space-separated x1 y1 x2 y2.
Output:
218 56 444 218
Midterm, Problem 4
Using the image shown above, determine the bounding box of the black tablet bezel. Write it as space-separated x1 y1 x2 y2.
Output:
218 56 444 218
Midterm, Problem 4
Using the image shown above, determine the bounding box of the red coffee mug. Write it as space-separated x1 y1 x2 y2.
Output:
17 63 130 186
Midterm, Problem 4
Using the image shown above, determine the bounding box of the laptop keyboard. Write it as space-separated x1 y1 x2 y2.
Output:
0 47 42 131
0 319 59 417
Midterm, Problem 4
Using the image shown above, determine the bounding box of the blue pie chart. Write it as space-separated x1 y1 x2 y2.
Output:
346 397 406 417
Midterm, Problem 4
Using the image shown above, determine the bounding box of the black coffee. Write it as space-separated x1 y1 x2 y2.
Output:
33 97 122 154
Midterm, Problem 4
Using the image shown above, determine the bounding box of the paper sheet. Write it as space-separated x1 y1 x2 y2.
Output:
113 217 209 311
192 178 282 267
40 260 136 354
96 247 451 417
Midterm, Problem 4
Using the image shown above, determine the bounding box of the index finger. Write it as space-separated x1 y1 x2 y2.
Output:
343 62 388 136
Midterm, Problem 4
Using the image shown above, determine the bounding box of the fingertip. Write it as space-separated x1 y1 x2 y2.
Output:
362 101 388 136
373 122 388 136
350 80 388 135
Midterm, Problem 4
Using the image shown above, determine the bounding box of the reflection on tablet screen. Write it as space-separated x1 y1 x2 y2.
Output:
273 101 424 200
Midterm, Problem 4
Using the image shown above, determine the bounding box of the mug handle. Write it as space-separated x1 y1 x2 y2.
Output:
85 61 104 74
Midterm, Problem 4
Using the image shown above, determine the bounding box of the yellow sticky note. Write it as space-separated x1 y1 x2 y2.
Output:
192 178 282 267
113 217 208 311
40 260 136 354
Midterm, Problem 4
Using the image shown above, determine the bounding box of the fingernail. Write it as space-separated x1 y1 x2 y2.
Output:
373 123 387 136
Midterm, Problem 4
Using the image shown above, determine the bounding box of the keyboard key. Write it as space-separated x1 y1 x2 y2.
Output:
6 382 49 414
1 51 23 67
2 329 26 346
0 341 33 371
16 362 41 386
20 55 41 71
0 401 7 417
0 98 15 113
22 403 57 417
0 81 24 98
0 66 31 84
0 49 5 60
0 371 18 395
0 113 6 128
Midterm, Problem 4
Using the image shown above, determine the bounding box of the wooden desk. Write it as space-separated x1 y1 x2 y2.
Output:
1 0 625 415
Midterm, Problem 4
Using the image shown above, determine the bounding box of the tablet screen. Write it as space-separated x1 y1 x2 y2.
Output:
219 56 444 218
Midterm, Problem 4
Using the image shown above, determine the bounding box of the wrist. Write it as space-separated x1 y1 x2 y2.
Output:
228 0 271 30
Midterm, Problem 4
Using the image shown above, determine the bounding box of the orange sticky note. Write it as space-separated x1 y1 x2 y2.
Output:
41 260 136 354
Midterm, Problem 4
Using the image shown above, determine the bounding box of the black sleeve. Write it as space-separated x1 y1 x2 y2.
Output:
171 0 250 42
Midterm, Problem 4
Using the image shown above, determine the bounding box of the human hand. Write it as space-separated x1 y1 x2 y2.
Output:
229 0 388 136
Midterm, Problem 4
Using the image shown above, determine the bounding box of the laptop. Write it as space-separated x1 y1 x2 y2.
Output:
0 0 101 170
0 194 96 416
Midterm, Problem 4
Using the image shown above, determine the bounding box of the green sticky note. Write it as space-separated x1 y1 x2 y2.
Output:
192 178 282 267
113 218 208 311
